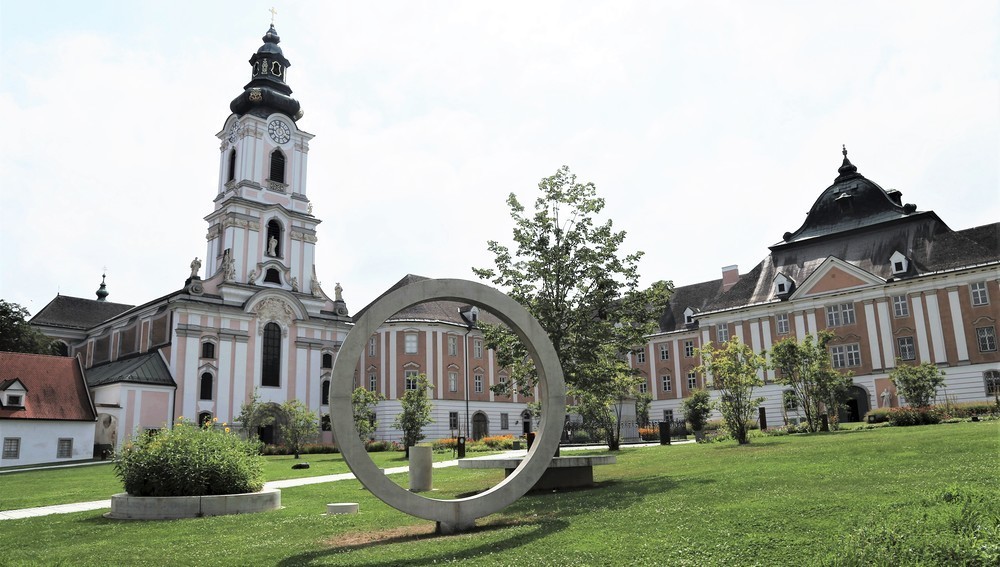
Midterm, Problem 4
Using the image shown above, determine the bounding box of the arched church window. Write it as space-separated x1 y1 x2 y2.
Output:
266 219 282 257
201 341 216 359
269 150 285 183
200 372 214 400
262 322 281 387
198 412 212 426
264 268 281 284
227 149 236 183
322 380 330 405
322 353 333 369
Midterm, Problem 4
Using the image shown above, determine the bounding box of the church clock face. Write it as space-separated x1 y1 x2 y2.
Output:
268 120 291 144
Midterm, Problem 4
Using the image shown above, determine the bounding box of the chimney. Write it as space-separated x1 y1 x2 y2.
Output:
721 265 739 292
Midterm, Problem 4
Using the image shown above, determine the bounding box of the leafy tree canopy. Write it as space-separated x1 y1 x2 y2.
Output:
890 361 946 408
392 374 433 452
771 331 853 432
697 337 766 444
0 300 53 354
473 166 671 399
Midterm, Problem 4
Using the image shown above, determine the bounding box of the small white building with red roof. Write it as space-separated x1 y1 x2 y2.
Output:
0 352 97 467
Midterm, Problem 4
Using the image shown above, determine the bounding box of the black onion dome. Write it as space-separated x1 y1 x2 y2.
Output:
230 25 303 121
778 147 918 245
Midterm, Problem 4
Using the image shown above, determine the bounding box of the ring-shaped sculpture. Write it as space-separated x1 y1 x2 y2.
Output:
330 278 566 533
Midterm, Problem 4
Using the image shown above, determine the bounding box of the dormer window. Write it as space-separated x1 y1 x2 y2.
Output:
684 307 696 325
773 273 794 297
889 251 908 276
6 394 22 407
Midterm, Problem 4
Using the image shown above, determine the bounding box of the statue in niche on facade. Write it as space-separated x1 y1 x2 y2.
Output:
290 276 299 292
222 250 236 282
267 236 278 257
189 257 201 279
335 282 343 302
880 388 892 408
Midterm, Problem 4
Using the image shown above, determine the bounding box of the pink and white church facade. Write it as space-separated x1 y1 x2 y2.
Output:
28 25 530 451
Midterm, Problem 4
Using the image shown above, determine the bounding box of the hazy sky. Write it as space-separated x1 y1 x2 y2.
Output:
1 1 997 318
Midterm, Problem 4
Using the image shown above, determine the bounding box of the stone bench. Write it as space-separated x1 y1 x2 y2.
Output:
458 455 616 491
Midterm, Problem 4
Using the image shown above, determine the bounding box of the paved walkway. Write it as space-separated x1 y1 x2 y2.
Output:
0 441 685 520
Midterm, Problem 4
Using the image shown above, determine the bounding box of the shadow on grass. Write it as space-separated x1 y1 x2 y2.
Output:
279 517 570 566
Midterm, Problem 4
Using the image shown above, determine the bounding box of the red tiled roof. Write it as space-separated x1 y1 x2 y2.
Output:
0 352 96 421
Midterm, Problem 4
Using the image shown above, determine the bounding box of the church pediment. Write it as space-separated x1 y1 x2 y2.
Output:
791 257 883 299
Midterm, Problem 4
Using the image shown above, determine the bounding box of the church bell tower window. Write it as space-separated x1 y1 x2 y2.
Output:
262 322 282 387
269 150 286 183
227 149 236 183
266 219 283 257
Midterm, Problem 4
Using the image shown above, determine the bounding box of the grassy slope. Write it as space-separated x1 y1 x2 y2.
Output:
3 422 998 566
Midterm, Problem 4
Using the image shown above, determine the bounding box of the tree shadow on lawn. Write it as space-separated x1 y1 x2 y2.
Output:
279 474 711 565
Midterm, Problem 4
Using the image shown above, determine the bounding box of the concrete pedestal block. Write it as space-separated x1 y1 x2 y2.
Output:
409 445 433 492
106 489 281 520
326 503 359 515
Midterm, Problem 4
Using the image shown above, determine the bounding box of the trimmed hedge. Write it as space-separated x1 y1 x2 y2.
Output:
114 419 264 497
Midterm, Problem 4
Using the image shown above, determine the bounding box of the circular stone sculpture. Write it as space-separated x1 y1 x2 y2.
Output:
330 278 566 533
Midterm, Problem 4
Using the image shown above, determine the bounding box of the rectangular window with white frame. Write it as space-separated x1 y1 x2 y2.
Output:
826 303 856 327
687 371 697 390
659 343 670 360
775 313 789 335
971 282 990 306
368 372 377 392
448 336 458 356
404 369 420 390
57 438 73 459
892 295 909 318
2 438 19 459
474 339 483 359
831 343 862 368
638 380 648 394
404 333 418 354
448 371 458 392
474 373 483 393
449 411 459 430
977 326 997 352
636 349 646 364
716 324 729 343
369 337 377 357
896 336 916 361
500 413 509 430
663 409 674 423
684 340 694 357
661 375 672 392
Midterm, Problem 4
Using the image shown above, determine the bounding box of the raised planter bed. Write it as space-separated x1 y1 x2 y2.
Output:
105 488 281 520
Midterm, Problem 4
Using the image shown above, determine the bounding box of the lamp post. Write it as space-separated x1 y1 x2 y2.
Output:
459 306 479 440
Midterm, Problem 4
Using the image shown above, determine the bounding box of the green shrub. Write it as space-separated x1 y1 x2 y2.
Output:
431 438 459 451
480 435 515 449
943 401 999 418
571 430 592 443
261 443 338 455
887 406 946 426
364 440 402 452
114 419 264 497
864 407 893 424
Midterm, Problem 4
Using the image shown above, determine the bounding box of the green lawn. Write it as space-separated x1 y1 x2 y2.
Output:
0 450 462 511
3 422 998 566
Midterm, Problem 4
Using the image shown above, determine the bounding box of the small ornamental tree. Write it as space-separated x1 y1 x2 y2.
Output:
697 337 766 445
279 399 318 459
236 388 274 442
635 392 652 428
351 386 384 441
114 418 264 497
393 374 433 457
682 388 713 435
890 361 946 408
771 332 853 432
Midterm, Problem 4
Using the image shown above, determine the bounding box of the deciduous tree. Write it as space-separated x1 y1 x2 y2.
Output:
890 361 946 408
279 399 318 459
682 388 713 436
392 374 433 457
236 388 274 442
351 386 384 441
697 337 766 445
771 332 853 432
0 300 52 354
474 166 671 448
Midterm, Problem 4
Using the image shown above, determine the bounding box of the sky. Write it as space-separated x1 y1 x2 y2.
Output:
1 1 997 318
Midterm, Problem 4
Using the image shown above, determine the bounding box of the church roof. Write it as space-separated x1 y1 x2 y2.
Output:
85 352 175 388
355 274 502 327
30 295 134 331
0 352 97 421
776 148 921 247
657 277 726 333
229 25 302 121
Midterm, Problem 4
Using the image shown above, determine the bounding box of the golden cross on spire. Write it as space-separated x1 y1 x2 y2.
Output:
269 7 278 25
